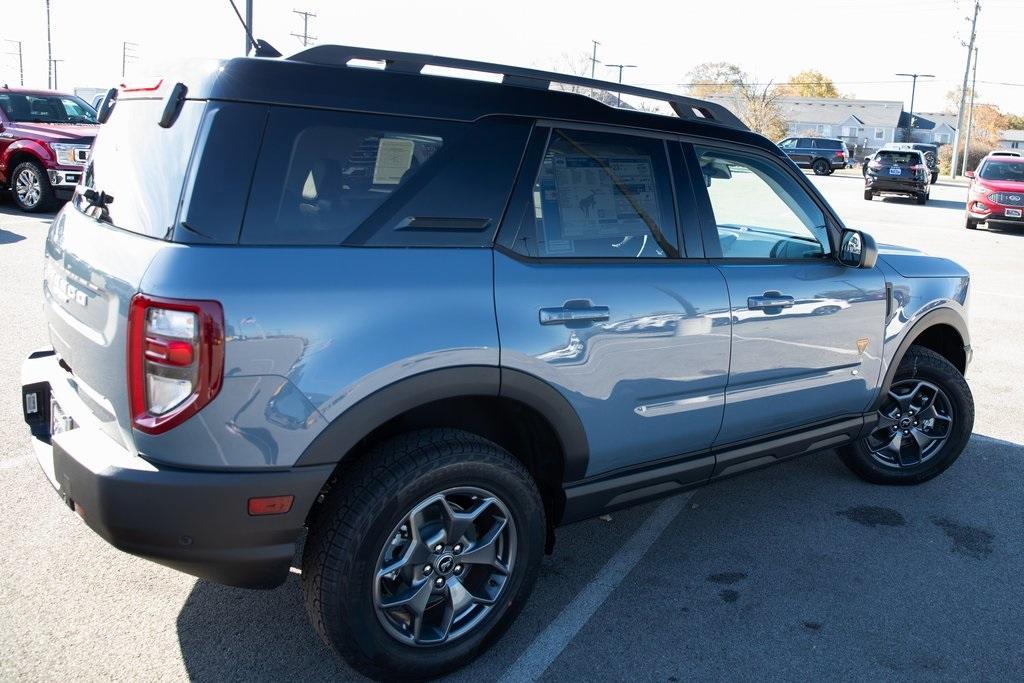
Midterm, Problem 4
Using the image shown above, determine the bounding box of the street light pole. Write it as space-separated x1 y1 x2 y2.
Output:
895 73 934 143
245 0 254 55
45 0 53 89
605 63 636 107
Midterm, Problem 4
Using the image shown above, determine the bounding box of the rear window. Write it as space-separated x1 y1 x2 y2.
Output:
241 108 530 247
875 151 921 166
76 99 203 237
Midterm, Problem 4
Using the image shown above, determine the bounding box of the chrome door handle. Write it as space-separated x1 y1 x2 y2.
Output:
747 293 794 310
539 303 610 326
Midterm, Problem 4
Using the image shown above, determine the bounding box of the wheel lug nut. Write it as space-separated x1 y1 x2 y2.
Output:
434 577 445 588
454 564 463 574
433 544 443 553
453 544 463 554
423 565 432 575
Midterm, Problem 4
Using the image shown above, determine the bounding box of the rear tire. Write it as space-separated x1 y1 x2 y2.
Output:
930 172 938 184
10 160 55 213
302 429 545 680
863 189 873 201
812 159 830 176
839 347 973 485
916 193 928 205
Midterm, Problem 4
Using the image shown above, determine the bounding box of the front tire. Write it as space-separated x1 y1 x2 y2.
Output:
302 429 545 680
965 217 979 230
839 347 973 485
10 160 55 213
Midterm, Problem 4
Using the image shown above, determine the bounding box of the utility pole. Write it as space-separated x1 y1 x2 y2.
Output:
50 58 63 90
3 39 23 85
895 73 933 142
960 47 979 177
45 0 53 89
245 0 253 55
121 41 138 79
606 63 637 107
291 10 317 47
950 0 980 179
589 40 601 79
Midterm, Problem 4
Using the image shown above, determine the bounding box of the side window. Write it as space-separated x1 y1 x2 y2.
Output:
696 146 830 260
241 108 529 246
778 138 797 150
511 128 678 258
242 109 445 245
798 138 814 148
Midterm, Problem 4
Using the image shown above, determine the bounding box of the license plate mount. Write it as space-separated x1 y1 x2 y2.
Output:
1005 208 1022 218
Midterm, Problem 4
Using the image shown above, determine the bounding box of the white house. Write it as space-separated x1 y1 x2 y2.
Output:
906 112 958 145
998 129 1024 150
706 95 905 155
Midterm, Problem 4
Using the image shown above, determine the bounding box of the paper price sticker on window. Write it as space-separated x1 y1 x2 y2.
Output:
373 137 416 185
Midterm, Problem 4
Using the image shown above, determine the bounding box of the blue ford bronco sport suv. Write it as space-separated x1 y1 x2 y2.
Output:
21 45 974 679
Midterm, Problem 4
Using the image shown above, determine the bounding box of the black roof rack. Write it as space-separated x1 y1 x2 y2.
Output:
288 44 748 131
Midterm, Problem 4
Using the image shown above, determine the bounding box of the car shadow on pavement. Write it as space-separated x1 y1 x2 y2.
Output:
0 228 26 244
174 433 1024 681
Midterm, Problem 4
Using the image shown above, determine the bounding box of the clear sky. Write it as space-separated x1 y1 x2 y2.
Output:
3 0 1023 115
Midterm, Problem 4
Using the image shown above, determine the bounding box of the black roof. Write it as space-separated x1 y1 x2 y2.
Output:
170 45 780 157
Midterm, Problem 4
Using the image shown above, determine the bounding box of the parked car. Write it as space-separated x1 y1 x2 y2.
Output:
986 150 1023 158
965 155 1024 230
0 86 97 212
777 136 848 175
882 142 940 184
864 148 931 204
21 46 974 679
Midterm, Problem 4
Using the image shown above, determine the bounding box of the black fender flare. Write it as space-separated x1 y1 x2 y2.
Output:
294 366 590 482
871 307 970 410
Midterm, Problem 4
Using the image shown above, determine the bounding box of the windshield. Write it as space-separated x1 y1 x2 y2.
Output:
979 161 1024 182
0 93 97 124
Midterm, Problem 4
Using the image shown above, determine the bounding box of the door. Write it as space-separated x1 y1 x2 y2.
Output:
690 143 886 446
793 138 816 166
494 127 731 478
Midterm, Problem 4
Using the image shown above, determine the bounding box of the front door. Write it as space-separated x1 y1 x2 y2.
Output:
691 143 887 447
494 127 732 478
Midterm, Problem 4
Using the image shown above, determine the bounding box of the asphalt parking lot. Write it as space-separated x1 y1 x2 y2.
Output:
1 172 1022 680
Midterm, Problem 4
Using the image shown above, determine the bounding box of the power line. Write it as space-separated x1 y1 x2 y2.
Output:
291 9 317 47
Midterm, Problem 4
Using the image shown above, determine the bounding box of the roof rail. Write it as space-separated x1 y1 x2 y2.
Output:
287 44 749 131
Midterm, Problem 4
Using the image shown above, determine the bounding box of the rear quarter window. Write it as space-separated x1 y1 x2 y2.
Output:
813 139 842 150
240 108 531 247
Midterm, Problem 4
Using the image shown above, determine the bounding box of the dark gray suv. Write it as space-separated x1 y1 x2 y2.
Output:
777 136 848 175
21 45 974 679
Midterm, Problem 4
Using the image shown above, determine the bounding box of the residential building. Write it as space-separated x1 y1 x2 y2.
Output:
706 95 904 157
998 129 1024 150
902 111 958 145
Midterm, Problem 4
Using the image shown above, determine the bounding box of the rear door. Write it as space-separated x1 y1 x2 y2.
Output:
494 126 731 479
687 143 886 450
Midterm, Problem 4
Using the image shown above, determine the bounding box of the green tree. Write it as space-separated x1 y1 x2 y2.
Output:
779 70 839 98
1006 113 1024 130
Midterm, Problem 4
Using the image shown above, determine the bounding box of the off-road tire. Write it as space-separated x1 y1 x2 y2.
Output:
839 347 973 485
301 429 545 680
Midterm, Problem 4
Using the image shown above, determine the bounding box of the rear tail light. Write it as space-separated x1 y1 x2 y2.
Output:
128 294 224 434
835 151 845 159
910 164 925 171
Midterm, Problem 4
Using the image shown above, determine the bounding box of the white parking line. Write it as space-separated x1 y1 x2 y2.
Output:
499 492 693 683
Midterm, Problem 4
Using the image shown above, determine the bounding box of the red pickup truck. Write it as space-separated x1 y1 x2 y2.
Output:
0 86 98 212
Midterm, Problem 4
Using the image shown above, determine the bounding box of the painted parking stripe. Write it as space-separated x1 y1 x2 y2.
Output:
499 492 693 683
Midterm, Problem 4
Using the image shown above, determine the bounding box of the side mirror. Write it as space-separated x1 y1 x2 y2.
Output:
96 88 118 124
838 229 878 269
965 170 975 179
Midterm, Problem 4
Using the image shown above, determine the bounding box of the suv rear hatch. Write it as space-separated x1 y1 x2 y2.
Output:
43 95 205 450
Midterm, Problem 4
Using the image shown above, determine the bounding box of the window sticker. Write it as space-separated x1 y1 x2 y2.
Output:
373 137 415 185
550 154 659 239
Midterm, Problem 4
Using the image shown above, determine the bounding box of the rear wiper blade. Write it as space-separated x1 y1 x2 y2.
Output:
82 188 114 209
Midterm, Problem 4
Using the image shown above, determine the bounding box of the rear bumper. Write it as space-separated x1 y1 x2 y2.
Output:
22 349 334 589
866 177 928 195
